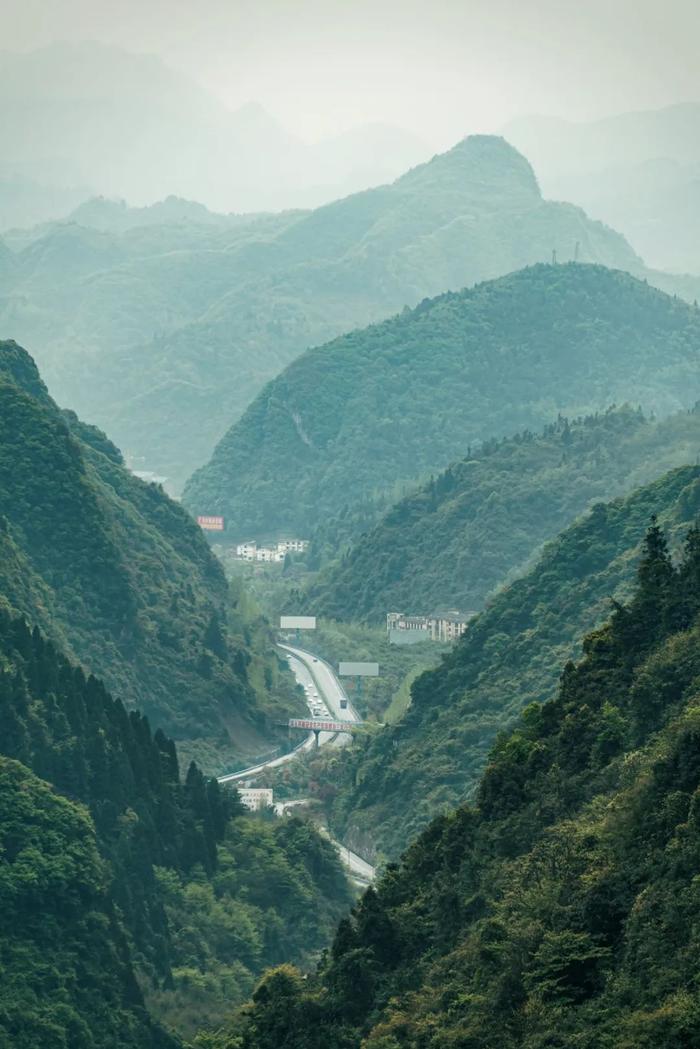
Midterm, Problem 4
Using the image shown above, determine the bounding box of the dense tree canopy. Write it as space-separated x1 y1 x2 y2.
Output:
0 603 353 1044
0 339 302 766
309 405 700 622
0 756 176 1049
304 464 700 860
185 265 700 538
217 508 700 1049
1 136 654 488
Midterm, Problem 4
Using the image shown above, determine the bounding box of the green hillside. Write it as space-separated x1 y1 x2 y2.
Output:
304 465 700 861
0 339 301 767
0 604 352 1046
0 755 175 1049
309 406 700 623
184 264 700 538
2 136 649 489
220 511 700 1049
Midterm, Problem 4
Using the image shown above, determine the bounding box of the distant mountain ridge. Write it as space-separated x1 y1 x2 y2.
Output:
504 103 700 176
66 194 237 231
2 134 651 489
183 264 700 538
505 103 700 271
0 41 429 222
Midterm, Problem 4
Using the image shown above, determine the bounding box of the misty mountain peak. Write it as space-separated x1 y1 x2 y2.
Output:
398 134 541 203
66 194 222 231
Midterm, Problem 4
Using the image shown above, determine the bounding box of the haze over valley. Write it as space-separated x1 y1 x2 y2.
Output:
2 2 700 1047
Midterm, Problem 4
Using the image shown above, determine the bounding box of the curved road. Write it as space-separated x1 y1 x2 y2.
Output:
218 643 374 882
218 644 357 784
280 642 362 735
318 827 375 885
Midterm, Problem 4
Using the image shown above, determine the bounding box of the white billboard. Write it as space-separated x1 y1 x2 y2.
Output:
280 615 317 630
338 661 379 677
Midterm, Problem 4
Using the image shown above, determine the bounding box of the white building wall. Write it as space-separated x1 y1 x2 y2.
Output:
236 542 257 560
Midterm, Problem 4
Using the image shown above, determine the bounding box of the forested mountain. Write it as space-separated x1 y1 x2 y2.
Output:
505 103 700 272
2 136 648 489
50 195 239 234
0 339 300 767
220 509 700 1049
309 406 700 623
0 604 352 1046
304 464 700 861
184 264 700 538
0 752 173 1049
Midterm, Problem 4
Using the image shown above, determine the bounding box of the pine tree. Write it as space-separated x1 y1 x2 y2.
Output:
629 516 676 648
204 610 227 660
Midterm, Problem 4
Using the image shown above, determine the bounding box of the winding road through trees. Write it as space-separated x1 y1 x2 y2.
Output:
218 642 374 883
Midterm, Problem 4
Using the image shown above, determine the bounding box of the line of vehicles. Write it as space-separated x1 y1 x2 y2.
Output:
285 652 334 718
303 673 331 718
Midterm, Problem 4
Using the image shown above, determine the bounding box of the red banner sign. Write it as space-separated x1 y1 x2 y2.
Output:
197 515 224 531
289 718 349 733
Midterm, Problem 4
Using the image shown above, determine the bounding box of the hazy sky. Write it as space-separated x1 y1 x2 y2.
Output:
3 0 700 145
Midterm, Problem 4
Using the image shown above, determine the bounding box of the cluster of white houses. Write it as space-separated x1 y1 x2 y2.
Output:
386 609 477 644
235 538 309 563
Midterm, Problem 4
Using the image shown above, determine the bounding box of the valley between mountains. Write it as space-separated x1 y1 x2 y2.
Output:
2 76 700 1048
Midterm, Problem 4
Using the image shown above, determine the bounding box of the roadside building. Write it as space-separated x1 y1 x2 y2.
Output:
386 611 430 644
429 609 477 642
387 609 477 644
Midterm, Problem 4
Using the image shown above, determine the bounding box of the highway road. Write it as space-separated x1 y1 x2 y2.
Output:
279 642 362 740
218 643 375 882
218 643 358 784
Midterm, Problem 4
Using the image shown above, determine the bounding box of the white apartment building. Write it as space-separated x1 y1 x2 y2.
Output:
235 538 308 562
429 610 477 642
256 546 285 563
277 539 309 554
236 541 258 560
